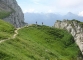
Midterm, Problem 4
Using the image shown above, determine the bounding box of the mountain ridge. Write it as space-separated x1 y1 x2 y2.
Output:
0 0 25 28
24 12 83 26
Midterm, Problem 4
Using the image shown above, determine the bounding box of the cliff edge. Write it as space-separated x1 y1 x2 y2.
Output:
54 20 83 54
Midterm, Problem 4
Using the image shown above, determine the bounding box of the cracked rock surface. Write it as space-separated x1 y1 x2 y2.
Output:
54 20 83 54
0 0 25 28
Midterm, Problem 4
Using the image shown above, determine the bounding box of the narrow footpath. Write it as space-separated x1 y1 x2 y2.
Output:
0 25 32 43
0 28 21 43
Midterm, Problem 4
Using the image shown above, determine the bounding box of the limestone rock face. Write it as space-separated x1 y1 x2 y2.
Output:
54 20 83 54
0 0 25 28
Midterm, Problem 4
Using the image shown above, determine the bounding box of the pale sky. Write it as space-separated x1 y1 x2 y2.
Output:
16 0 83 16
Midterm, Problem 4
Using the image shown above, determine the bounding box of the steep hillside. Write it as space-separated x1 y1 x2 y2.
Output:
54 19 83 55
0 24 82 60
0 19 14 40
0 0 25 28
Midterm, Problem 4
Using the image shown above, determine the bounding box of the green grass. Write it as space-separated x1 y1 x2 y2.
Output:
0 11 12 19
0 19 14 40
0 24 82 60
70 19 83 27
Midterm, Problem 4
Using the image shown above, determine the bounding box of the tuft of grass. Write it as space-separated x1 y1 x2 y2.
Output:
70 19 83 27
0 11 12 19
0 19 14 40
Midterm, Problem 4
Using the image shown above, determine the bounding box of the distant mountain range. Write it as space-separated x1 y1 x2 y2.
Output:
24 12 83 26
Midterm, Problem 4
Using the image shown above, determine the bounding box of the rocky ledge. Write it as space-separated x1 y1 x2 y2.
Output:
54 20 83 54
0 0 25 28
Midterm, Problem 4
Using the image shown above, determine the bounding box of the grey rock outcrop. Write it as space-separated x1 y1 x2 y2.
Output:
0 0 25 28
54 20 83 54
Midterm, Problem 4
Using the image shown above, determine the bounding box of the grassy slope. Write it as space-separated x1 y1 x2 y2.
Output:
0 11 11 19
0 4 15 39
0 19 14 40
0 25 81 60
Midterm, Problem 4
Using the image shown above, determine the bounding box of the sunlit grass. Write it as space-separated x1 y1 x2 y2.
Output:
0 24 81 60
0 19 14 40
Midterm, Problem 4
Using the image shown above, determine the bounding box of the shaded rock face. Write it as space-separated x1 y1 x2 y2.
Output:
54 20 83 54
0 0 24 28
0 1 11 12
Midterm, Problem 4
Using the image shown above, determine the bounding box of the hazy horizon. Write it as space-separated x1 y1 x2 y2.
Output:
16 0 83 16
16 0 83 26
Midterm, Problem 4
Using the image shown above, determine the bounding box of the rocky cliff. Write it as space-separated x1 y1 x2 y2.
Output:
54 20 83 54
0 0 24 28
